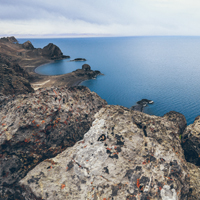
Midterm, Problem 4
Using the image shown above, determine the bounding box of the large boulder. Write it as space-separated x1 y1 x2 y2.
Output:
19 106 190 200
0 86 107 199
181 116 200 166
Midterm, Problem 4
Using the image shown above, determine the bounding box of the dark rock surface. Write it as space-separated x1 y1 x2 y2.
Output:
70 58 86 62
82 64 91 71
19 107 190 200
163 111 187 135
181 116 200 166
131 99 154 112
42 43 69 60
75 68 102 79
0 86 107 199
0 55 34 95
22 41 34 50
0 36 18 43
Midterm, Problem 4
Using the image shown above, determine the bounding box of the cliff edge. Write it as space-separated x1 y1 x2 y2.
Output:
0 85 200 199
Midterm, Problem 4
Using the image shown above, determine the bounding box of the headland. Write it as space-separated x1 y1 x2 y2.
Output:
0 36 102 94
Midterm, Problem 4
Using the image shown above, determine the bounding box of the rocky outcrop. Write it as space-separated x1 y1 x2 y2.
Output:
0 86 106 199
22 41 34 50
75 68 101 79
131 99 154 112
18 106 190 200
70 58 86 62
0 54 34 95
163 111 187 135
82 64 91 71
0 36 18 43
186 162 200 200
41 43 69 60
181 116 200 166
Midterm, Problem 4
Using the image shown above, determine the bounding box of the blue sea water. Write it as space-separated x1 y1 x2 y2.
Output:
18 36 200 125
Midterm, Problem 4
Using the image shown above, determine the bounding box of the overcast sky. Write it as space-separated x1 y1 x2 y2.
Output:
1 0 200 38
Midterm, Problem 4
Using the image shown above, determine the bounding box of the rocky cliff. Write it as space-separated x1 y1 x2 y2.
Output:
0 55 34 95
0 36 200 200
0 86 106 199
0 85 200 199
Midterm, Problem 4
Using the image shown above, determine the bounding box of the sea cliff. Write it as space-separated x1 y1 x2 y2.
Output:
0 37 200 200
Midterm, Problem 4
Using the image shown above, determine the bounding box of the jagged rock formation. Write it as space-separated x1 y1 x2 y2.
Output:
19 106 190 200
182 116 200 166
0 36 18 43
0 55 34 95
41 43 69 60
163 111 187 135
22 41 34 50
0 86 107 199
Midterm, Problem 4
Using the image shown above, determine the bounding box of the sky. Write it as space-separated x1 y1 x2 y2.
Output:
1 0 200 38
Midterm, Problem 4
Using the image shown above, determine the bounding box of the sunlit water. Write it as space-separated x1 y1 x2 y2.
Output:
18 36 200 124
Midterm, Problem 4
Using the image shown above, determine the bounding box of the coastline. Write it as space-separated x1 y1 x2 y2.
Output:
0 36 101 92
26 60 101 90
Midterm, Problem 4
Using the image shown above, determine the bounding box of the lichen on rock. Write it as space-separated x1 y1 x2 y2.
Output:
19 105 190 200
0 86 106 199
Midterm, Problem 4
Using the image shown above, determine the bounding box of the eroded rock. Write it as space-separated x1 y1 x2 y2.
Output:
20 106 190 200
0 86 106 198
182 116 200 166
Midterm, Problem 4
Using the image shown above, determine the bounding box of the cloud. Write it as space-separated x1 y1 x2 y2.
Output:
1 0 200 37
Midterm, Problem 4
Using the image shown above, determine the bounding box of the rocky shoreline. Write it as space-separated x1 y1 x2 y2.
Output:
0 37 200 200
0 36 102 94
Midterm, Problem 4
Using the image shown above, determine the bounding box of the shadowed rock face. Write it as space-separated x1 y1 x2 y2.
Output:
19 106 190 200
82 64 91 71
0 55 34 96
182 116 200 166
42 43 69 60
0 86 107 199
0 36 18 43
163 111 187 135
22 41 34 50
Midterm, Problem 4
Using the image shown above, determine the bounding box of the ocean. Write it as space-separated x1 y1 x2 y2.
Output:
18 36 200 125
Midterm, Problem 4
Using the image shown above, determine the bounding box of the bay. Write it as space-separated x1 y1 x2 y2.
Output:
18 36 200 125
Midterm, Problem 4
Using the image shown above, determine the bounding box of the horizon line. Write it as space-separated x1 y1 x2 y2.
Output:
1 34 200 39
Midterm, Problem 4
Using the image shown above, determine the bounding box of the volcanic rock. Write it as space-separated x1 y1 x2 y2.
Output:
0 36 18 43
0 62 34 96
19 106 190 200
22 41 34 50
42 43 69 60
163 111 187 135
0 86 106 199
131 99 154 112
82 64 91 71
70 58 86 62
181 116 200 166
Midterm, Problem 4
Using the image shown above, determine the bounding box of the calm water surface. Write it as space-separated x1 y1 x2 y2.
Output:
18 36 200 125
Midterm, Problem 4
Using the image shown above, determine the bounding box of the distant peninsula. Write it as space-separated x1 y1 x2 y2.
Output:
0 36 102 95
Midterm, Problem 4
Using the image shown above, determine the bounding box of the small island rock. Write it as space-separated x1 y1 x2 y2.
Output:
82 64 91 71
